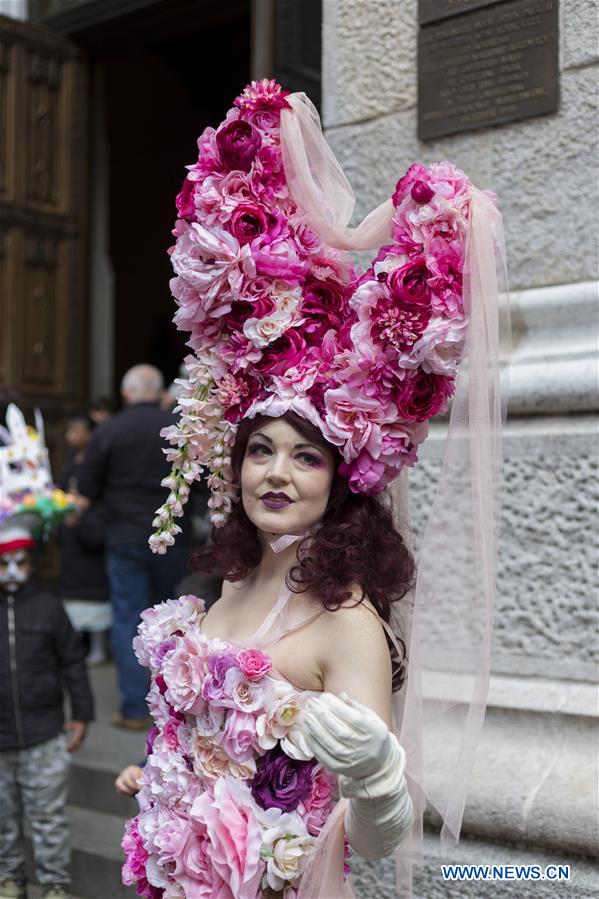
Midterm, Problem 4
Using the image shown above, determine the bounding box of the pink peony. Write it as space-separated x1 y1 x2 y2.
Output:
339 451 387 494
322 384 395 463
251 233 307 280
237 649 272 681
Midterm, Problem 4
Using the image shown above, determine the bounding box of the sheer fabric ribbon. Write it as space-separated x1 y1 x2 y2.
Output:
280 93 394 251
281 92 510 895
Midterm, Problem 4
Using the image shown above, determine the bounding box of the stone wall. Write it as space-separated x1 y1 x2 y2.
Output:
323 0 599 291
322 1 599 896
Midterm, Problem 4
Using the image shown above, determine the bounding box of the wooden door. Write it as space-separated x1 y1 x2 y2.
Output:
0 13 87 465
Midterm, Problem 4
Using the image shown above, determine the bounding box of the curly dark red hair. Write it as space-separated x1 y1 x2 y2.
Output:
192 412 414 690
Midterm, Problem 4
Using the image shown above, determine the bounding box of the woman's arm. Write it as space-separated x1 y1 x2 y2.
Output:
318 599 393 727
304 600 413 860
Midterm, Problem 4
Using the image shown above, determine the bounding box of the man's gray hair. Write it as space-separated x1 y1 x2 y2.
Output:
121 364 164 402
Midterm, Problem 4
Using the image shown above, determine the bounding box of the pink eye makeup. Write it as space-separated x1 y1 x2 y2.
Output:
295 451 325 467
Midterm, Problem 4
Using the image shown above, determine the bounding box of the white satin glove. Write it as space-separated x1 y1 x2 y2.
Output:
303 692 413 861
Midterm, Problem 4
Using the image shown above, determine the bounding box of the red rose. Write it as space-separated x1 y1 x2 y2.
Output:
395 370 454 421
387 259 431 308
302 277 348 343
229 203 269 245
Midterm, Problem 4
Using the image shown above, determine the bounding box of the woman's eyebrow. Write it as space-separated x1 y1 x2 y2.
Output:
294 442 322 452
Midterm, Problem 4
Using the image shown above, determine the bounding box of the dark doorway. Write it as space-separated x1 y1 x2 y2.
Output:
101 7 251 388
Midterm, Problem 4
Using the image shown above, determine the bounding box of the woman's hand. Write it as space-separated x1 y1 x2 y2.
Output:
303 691 391 781
115 764 144 796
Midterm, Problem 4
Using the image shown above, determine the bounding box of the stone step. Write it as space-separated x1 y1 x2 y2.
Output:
68 806 133 899
25 806 133 899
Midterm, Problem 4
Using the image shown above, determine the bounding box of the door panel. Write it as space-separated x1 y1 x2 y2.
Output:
0 14 87 450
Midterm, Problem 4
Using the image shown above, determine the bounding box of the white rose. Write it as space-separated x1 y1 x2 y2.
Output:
243 311 293 347
265 833 316 891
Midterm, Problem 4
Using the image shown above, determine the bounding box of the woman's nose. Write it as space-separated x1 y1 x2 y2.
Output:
266 453 292 484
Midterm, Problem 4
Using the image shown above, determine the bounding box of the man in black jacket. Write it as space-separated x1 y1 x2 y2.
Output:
0 525 94 899
78 364 188 729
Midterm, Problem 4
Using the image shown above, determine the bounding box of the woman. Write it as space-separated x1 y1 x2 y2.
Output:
124 80 506 898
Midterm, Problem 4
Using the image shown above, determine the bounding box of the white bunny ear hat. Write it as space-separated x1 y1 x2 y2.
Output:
0 404 52 499
0 404 71 534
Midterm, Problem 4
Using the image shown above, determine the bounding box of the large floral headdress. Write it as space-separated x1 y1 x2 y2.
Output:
150 79 491 553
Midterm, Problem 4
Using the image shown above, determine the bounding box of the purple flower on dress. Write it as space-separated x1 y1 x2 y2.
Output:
250 745 316 813
202 651 238 702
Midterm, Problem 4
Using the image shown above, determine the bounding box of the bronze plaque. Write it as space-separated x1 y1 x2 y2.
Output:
419 0 501 26
418 0 559 140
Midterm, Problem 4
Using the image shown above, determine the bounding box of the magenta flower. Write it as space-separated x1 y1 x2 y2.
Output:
216 120 261 172
175 177 196 221
229 202 270 245
395 369 454 421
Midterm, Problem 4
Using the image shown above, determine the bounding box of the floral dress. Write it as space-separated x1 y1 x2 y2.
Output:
122 593 353 899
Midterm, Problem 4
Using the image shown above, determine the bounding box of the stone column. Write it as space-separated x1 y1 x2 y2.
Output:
322 1 599 895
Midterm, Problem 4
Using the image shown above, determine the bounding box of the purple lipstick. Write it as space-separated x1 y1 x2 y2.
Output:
260 491 293 510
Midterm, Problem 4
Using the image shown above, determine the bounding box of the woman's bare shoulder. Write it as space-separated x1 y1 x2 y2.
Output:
318 588 386 648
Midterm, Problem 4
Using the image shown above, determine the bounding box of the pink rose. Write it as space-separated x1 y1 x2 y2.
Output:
303 765 333 810
220 667 265 713
237 649 272 680
220 709 261 762
216 120 261 173
175 820 230 898
162 633 208 715
189 779 263 898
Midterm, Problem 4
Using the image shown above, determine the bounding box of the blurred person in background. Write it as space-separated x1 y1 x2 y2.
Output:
59 414 111 666
88 396 115 426
78 364 188 730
